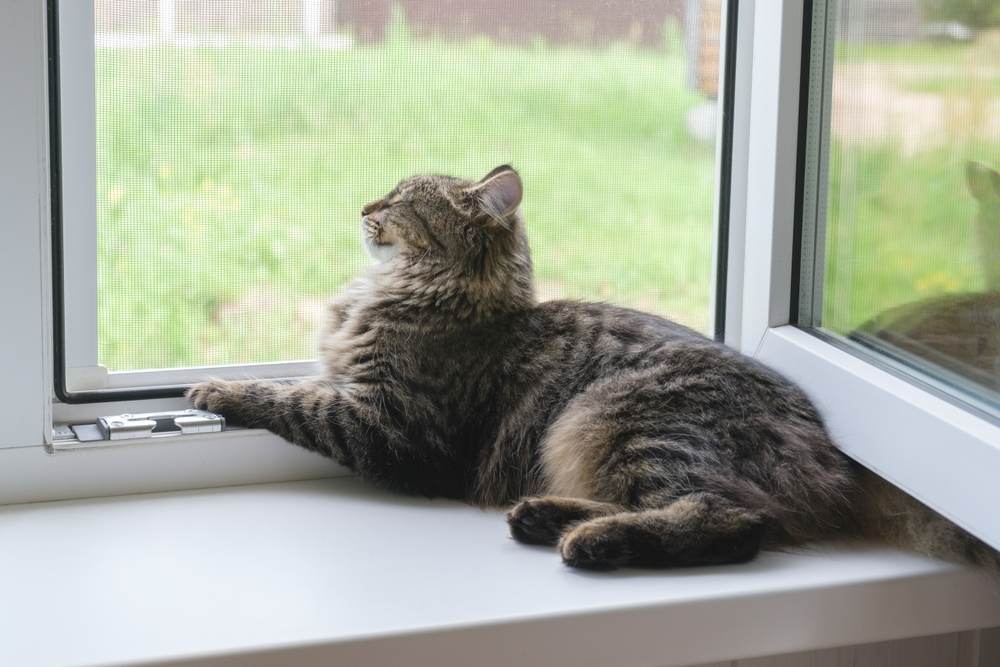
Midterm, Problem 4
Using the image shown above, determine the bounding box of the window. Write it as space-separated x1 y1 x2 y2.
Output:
738 0 1000 552
798 0 1000 417
52 0 737 401
6 0 994 542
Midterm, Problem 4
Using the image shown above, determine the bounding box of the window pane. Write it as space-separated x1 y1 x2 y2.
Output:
87 0 727 372
809 0 999 408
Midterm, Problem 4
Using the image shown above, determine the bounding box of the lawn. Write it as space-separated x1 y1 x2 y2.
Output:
95 26 999 373
96 28 717 371
822 36 1000 334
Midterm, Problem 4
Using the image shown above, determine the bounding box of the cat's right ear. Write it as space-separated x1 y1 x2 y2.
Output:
966 161 1000 202
464 166 523 228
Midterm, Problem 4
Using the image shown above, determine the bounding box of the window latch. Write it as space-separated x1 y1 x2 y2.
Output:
55 409 226 449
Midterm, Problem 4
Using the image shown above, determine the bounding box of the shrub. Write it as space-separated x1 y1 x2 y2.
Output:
921 0 1000 28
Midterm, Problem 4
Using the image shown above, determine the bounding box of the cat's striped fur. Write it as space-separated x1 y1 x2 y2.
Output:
189 165 998 571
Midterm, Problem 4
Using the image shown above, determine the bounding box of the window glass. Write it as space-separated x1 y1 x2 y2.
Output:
89 0 727 371
808 0 999 408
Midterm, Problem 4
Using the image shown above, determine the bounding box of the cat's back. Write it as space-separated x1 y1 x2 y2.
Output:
528 299 706 349
528 299 823 430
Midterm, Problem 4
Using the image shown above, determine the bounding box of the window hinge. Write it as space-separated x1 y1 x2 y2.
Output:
52 409 226 450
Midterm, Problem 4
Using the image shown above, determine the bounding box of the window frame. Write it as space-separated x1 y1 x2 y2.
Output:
0 0 53 452
53 0 738 403
726 0 1000 550
11 0 997 553
51 0 340 403
3 0 740 504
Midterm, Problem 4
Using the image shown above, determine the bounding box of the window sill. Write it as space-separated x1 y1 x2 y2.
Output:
2 477 998 667
0 428 346 505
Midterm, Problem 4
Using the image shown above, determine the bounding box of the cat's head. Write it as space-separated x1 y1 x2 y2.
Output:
967 161 1000 210
359 165 535 315
966 161 1000 290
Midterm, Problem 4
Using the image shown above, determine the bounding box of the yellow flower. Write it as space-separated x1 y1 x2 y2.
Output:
107 186 124 205
915 270 961 294
158 164 172 181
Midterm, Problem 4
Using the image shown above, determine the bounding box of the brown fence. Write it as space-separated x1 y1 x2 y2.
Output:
98 0 933 47
338 0 685 48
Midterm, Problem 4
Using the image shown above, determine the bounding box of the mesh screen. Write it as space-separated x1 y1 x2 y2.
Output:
819 0 1000 401
93 0 722 371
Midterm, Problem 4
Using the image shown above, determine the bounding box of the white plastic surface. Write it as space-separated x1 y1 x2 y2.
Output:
2 476 999 667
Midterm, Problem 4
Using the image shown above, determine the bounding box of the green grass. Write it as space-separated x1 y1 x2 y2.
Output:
902 74 1000 95
822 141 997 334
96 34 716 371
821 35 1000 334
835 40 973 65
97 28 999 373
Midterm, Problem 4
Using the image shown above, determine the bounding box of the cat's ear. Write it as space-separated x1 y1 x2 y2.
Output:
966 161 1000 202
477 164 516 183
465 166 522 227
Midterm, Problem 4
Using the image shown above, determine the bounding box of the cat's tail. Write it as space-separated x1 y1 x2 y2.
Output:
856 469 1000 576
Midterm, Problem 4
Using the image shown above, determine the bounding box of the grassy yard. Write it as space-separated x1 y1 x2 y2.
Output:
823 142 997 333
822 36 1000 334
96 26 999 372
96 30 716 371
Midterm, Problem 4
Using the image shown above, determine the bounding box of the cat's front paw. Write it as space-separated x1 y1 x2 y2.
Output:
186 379 242 414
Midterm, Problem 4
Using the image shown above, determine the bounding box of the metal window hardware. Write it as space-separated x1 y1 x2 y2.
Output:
54 409 226 450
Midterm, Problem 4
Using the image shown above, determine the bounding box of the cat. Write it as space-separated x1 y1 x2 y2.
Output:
189 165 998 571
967 161 1000 291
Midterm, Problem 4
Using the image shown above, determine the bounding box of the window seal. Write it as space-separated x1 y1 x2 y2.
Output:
712 0 740 343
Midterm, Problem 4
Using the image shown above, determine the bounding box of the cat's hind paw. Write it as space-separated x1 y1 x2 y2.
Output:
507 497 574 545
507 496 623 546
558 519 631 570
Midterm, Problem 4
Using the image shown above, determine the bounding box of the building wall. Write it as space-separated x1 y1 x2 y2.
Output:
97 0 687 48
338 0 686 47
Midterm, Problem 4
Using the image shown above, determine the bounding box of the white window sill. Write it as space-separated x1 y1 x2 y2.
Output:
2 477 999 667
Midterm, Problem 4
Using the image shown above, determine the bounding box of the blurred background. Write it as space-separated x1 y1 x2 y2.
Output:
90 1 997 382
93 0 723 371
822 0 999 396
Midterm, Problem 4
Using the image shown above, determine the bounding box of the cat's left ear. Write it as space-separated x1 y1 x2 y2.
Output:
465 166 523 228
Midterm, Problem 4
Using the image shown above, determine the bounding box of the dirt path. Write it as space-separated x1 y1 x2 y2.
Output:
832 60 1000 153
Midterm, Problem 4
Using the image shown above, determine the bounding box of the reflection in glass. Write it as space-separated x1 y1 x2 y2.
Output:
819 0 999 405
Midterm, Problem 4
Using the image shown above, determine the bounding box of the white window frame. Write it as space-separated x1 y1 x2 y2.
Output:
2 0 998 560
55 0 332 398
726 0 1000 550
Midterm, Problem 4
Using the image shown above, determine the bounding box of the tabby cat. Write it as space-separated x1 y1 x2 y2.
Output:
189 166 997 571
